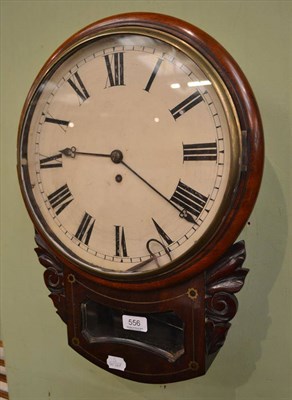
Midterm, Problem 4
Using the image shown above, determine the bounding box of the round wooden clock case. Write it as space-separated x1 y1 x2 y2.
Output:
17 13 264 383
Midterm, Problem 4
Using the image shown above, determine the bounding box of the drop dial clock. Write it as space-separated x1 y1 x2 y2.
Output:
17 13 264 383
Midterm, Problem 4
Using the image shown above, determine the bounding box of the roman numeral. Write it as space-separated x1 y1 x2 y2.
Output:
40 153 62 169
152 218 173 245
144 58 163 92
44 115 70 132
68 71 90 103
75 212 95 245
104 53 125 87
115 225 128 257
183 142 217 161
170 181 208 217
47 184 73 215
170 91 203 120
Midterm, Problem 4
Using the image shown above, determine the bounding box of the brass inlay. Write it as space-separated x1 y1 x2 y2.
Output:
189 360 199 371
187 288 198 301
67 273 76 283
72 337 80 346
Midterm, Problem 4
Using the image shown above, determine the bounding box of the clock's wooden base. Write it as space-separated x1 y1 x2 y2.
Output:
35 233 248 383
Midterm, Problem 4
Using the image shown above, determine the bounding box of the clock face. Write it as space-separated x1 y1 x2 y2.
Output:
19 29 241 277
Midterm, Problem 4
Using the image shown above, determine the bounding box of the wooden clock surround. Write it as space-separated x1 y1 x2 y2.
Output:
18 13 264 383
35 232 248 382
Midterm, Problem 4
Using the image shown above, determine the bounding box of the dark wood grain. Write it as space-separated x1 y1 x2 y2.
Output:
36 229 248 383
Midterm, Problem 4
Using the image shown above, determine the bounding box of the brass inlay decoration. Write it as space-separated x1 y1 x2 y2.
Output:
187 288 198 301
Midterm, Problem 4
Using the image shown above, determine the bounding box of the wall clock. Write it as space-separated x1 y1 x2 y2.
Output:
17 12 264 383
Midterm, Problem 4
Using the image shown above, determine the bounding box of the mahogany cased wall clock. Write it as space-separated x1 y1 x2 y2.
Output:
17 13 264 383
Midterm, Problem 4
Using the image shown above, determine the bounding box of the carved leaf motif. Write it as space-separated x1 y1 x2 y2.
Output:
34 231 67 322
205 321 231 355
207 270 249 294
205 241 249 355
206 241 248 291
206 292 238 322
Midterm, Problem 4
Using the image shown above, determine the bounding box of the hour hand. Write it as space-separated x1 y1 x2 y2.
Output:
59 146 76 158
59 147 111 159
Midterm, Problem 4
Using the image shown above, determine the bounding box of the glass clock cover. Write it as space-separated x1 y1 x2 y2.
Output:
18 29 242 277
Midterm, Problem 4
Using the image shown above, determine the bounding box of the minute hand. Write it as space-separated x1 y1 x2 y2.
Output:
121 160 195 223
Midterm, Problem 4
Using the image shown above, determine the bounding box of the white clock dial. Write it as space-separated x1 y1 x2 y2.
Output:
19 32 241 276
